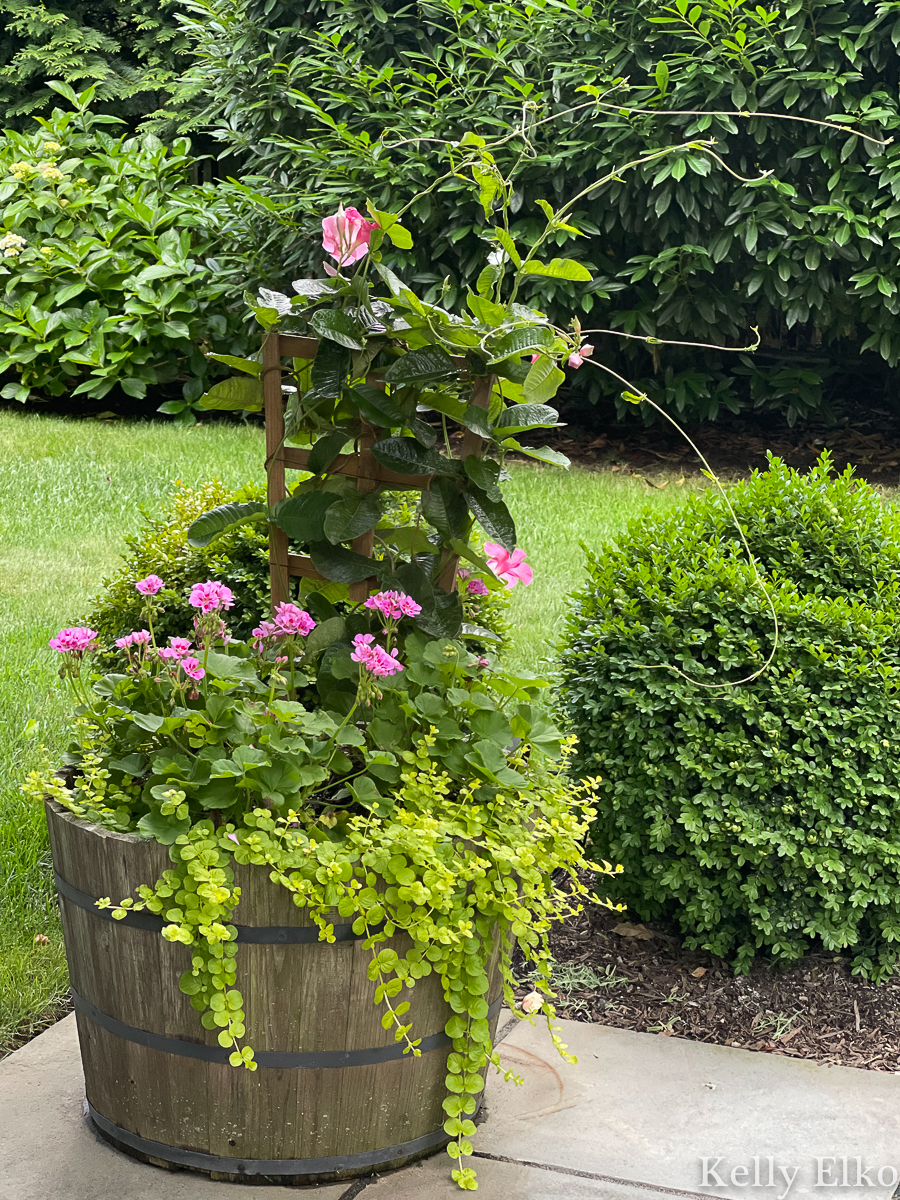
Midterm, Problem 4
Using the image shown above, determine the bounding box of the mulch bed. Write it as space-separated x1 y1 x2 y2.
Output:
513 878 900 1072
534 410 900 487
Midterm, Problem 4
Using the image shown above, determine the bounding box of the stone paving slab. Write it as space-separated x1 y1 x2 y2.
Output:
0 1015 348 1200
484 1016 900 1200
3 1011 900 1200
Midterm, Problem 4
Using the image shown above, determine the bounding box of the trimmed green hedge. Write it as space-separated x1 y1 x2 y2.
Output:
559 455 900 979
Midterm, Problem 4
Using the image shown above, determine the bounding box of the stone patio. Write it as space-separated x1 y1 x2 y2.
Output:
2 1011 900 1200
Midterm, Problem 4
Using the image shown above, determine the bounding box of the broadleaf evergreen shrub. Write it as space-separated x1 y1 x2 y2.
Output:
176 0 900 424
88 481 271 646
558 454 900 980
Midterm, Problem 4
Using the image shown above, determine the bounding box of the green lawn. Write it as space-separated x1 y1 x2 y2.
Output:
0 410 692 1052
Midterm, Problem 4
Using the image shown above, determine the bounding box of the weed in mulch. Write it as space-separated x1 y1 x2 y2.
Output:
514 875 900 1071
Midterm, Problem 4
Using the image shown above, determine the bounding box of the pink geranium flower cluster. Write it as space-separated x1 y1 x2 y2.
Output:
158 637 194 662
364 591 422 620
273 603 316 636
135 575 164 596
189 581 234 613
49 627 98 654
351 633 404 677
251 619 280 648
115 630 151 650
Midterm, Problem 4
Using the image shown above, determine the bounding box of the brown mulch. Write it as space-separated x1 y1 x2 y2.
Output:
532 411 900 487
513 883 900 1072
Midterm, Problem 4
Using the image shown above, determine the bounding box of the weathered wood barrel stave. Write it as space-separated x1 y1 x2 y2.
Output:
46 800 502 1184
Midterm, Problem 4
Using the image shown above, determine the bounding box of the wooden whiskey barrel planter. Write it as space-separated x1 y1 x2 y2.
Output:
46 800 503 1184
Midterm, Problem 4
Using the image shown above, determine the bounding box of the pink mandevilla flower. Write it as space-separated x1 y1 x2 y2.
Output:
484 542 533 589
49 627 98 653
321 205 376 275
189 581 234 613
181 657 205 681
466 579 489 597
135 575 164 595
364 590 422 620
273 603 316 636
567 344 594 370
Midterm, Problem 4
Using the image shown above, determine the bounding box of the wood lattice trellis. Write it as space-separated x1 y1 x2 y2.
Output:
262 331 493 609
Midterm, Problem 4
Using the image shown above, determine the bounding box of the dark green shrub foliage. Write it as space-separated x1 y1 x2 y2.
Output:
0 0 188 127
558 454 900 979
177 0 900 423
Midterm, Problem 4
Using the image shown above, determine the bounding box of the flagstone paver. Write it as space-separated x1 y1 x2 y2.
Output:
3 1011 900 1200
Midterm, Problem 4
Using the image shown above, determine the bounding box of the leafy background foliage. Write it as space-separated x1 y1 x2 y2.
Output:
0 0 188 128
558 454 900 979
0 86 251 417
87 479 511 648
175 0 900 425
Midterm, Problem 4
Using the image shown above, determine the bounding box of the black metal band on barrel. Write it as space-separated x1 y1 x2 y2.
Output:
53 870 382 944
87 1101 450 1175
71 987 503 1069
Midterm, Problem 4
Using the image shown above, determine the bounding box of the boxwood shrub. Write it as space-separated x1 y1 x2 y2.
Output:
87 481 271 646
558 454 900 980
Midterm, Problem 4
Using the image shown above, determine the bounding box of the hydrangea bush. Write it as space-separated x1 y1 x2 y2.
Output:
0 83 248 417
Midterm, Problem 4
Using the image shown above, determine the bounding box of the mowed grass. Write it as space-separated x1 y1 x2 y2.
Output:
0 410 694 1051
502 466 704 673
0 412 266 1052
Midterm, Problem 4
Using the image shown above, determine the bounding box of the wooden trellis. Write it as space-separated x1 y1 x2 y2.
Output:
262 331 492 608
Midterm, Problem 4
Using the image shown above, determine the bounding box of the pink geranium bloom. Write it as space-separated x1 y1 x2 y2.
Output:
466 579 489 597
484 542 533 589
49 627 98 653
116 629 151 653
189 581 234 613
371 645 404 677
364 591 422 620
168 638 193 658
321 205 376 273
273 603 316 636
351 633 404 677
158 647 179 661
135 575 164 595
181 656 205 681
